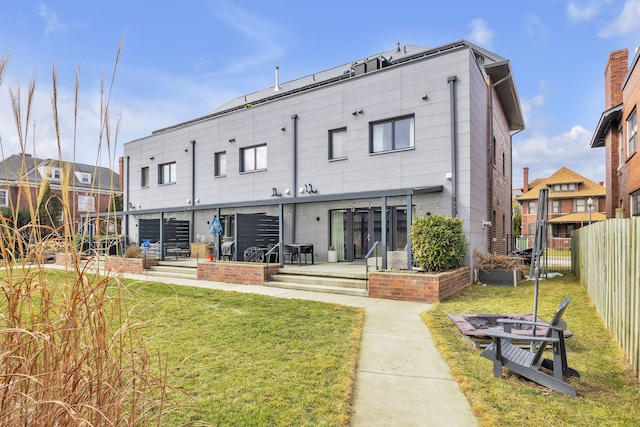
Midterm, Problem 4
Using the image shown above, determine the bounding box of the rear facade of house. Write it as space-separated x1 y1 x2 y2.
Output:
122 40 524 266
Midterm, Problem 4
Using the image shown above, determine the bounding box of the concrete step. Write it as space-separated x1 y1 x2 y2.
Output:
146 265 198 280
264 280 369 297
269 273 366 289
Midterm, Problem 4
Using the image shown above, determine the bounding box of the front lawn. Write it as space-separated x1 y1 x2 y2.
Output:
127 280 364 426
423 272 640 426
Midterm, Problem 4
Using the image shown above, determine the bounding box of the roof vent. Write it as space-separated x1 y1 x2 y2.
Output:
274 66 280 92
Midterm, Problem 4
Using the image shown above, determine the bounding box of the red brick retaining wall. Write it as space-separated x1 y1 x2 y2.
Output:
197 262 279 286
104 257 159 275
368 267 470 303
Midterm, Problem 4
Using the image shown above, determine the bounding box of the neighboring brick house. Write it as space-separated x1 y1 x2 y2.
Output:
0 153 122 232
591 48 640 217
517 167 605 248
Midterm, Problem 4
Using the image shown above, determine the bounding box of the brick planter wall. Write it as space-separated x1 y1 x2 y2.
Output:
104 256 159 275
197 261 280 286
368 267 470 303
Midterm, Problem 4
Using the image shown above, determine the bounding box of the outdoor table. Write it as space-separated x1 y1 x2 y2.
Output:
285 243 314 266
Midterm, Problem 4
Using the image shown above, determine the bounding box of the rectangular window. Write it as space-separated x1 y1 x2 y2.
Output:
214 152 226 177
528 201 535 214
370 116 414 153
552 200 560 213
553 185 560 192
619 127 625 166
141 167 149 187
241 144 267 172
0 189 7 206
48 168 61 181
329 128 347 159
632 190 640 216
568 183 576 191
627 109 637 155
158 162 176 184
576 199 586 212
78 195 95 212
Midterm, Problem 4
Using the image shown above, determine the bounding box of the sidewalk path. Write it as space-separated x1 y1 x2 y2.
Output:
111 272 479 426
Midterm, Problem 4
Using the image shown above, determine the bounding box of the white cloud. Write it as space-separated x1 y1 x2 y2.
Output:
513 125 605 188
598 0 640 37
567 2 598 21
37 3 66 36
525 13 548 40
468 19 493 47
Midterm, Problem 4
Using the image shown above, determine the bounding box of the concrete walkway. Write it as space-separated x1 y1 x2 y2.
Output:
109 271 479 426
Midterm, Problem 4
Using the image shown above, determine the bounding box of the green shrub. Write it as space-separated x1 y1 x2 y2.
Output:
410 214 468 272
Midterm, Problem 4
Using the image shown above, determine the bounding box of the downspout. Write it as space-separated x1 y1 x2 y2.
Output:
125 155 130 239
448 76 458 217
190 140 196 243
488 80 494 253
291 114 298 242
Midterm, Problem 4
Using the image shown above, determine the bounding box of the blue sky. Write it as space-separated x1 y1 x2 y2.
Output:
1 1 639 188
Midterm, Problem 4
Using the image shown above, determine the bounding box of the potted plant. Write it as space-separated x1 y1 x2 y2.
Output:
474 249 526 286
327 245 338 263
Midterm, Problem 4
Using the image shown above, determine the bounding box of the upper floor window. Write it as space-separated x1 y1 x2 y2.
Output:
158 162 176 185
214 152 226 177
329 128 347 160
141 167 149 187
0 189 7 206
48 168 61 181
552 183 577 192
576 199 586 212
78 195 95 212
241 144 267 172
528 201 535 214
627 109 637 155
370 116 414 153
552 200 560 213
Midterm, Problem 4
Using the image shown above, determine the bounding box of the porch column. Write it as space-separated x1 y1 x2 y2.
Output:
381 196 388 269
160 212 165 261
406 194 413 268
279 203 284 267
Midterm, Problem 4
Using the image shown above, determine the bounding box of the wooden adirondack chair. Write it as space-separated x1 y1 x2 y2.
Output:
480 296 580 395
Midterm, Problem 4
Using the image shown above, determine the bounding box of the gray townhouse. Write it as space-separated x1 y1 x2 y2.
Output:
122 40 524 268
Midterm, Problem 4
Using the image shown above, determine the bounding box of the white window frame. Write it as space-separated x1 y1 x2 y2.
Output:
576 199 586 213
78 195 95 212
552 200 560 213
0 189 7 206
627 109 637 155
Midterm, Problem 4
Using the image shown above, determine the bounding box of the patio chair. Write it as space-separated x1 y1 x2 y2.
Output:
283 245 298 265
480 296 580 395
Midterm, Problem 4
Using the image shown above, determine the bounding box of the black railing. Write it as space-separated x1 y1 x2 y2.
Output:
506 234 572 271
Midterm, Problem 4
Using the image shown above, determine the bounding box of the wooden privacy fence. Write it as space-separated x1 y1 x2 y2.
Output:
572 217 640 379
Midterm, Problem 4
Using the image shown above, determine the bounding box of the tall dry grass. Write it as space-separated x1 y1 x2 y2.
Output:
0 44 166 425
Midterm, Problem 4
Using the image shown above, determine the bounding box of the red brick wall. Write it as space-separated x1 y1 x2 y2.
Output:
368 267 470 303
197 262 279 286
105 256 158 274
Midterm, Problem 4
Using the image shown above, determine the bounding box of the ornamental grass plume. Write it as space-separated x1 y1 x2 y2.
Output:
0 43 167 425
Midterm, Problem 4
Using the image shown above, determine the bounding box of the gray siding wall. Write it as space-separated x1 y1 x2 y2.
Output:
125 48 479 211
123 46 512 263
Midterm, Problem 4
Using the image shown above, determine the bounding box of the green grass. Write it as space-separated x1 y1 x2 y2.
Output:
125 280 364 426
423 272 640 426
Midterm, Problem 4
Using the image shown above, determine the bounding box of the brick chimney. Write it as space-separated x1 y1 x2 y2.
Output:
118 156 124 191
523 167 529 193
605 48 628 109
